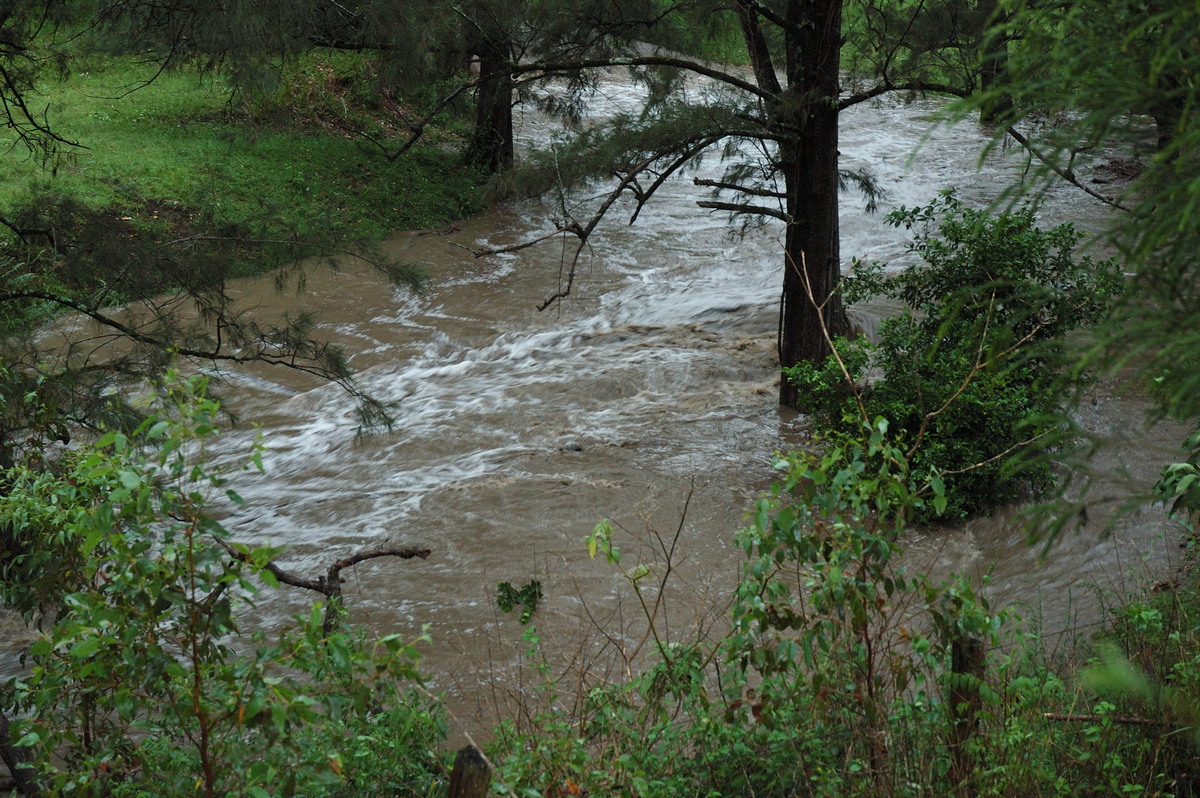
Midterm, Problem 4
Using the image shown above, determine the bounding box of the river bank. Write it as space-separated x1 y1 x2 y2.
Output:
0 52 484 288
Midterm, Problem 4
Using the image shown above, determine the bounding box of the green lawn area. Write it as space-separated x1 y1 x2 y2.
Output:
1 54 483 263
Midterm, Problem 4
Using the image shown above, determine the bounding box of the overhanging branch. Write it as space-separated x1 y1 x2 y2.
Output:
839 80 971 111
694 177 785 199
518 56 773 103
696 200 789 222
466 131 728 309
1004 126 1132 211
0 290 356 386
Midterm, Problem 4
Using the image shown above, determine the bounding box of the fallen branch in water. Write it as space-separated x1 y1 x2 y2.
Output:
217 540 431 634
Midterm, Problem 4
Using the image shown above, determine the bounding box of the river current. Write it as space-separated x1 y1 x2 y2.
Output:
185 73 1186 733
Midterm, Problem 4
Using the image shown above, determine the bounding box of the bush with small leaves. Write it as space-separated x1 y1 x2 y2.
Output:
789 191 1123 518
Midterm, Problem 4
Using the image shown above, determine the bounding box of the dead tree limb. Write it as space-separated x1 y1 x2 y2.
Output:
218 540 431 635
1004 127 1133 212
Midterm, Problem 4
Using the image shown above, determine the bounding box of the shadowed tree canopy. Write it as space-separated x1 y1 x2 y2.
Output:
968 0 1200 422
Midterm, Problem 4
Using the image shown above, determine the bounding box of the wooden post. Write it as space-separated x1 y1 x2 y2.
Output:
947 634 985 795
447 744 491 798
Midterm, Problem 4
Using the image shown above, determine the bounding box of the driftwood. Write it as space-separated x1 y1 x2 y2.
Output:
218 540 431 634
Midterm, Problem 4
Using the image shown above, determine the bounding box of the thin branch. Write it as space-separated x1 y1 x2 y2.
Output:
455 222 583 260
342 82 476 162
1 290 351 383
693 177 785 199
1043 712 1174 728
471 132 724 309
839 80 970 111
628 135 724 223
935 429 1054 479
790 250 869 424
647 478 694 627
696 200 789 222
519 56 773 103
1004 126 1133 211
905 292 1003 460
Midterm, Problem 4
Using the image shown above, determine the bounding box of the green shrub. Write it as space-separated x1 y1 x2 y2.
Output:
0 374 436 796
788 191 1123 518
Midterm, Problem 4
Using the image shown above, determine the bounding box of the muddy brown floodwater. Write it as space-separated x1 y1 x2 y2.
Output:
25 72 1192 741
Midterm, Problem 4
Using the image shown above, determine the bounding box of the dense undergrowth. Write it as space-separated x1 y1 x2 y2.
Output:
483 455 1200 798
2 376 1196 797
788 192 1123 519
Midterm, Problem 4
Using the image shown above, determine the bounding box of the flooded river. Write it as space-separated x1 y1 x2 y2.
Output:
186 73 1188 734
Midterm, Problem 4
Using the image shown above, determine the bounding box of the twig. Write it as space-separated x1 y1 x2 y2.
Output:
789 250 868 424
1043 712 1174 728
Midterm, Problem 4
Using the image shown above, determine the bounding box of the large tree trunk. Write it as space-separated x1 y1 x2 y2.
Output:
465 15 514 174
777 0 849 409
1151 71 1184 153
978 0 1013 124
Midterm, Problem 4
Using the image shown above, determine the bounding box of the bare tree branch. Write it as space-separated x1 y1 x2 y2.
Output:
217 539 432 635
696 200 789 222
839 80 970 111
1043 712 1171 728
694 177 785 199
519 56 773 103
1004 126 1133 211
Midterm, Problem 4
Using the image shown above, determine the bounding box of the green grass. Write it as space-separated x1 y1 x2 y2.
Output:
1 54 483 262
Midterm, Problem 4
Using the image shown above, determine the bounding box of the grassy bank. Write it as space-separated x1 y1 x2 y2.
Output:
1 53 483 273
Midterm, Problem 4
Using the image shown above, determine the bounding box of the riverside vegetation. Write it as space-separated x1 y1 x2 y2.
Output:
4 2 1200 796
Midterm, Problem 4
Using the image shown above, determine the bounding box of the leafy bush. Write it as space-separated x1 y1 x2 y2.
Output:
1156 423 1200 521
788 192 1123 518
0 375 438 796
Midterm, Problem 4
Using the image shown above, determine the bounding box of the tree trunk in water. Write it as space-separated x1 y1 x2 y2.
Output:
777 0 849 409
465 17 514 174
978 3 1013 124
1152 72 1184 153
